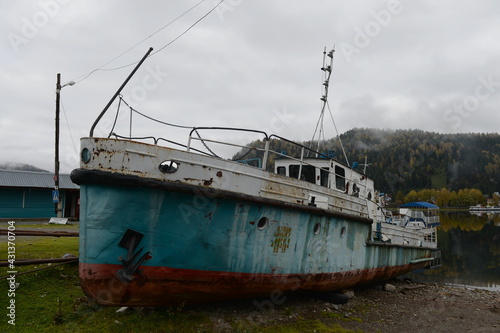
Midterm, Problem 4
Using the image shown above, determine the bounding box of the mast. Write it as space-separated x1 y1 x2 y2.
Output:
315 48 334 153
309 47 349 165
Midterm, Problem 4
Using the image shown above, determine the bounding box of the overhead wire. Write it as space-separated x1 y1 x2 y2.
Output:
63 1 225 153
72 0 224 84
59 95 78 156
97 0 225 72
151 0 224 56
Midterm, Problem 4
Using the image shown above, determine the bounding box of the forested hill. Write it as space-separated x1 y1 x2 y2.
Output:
330 128 500 195
233 128 500 196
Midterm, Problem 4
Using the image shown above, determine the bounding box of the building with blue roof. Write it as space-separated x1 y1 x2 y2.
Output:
0 169 79 219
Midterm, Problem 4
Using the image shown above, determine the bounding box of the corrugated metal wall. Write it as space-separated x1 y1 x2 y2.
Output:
0 188 66 218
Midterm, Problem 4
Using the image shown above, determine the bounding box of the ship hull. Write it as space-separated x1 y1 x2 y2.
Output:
80 261 426 306
73 167 431 306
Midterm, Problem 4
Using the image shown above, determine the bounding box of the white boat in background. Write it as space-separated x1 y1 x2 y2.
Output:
384 202 440 248
469 204 500 212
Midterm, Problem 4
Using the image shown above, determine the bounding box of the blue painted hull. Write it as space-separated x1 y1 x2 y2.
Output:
74 170 432 306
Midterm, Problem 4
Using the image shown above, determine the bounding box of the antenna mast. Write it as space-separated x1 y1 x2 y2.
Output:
310 48 334 154
309 47 349 165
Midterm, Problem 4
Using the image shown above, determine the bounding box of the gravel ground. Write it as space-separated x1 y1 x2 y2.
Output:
333 280 500 333
192 279 500 332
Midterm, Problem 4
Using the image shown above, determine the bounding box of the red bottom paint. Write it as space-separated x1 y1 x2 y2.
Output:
79 262 429 306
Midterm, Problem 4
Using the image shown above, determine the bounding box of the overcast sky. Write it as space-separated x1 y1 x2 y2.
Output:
1 0 499 173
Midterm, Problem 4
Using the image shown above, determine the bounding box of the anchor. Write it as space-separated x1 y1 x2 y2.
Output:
115 229 151 283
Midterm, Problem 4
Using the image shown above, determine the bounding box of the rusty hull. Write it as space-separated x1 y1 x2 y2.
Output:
80 260 429 307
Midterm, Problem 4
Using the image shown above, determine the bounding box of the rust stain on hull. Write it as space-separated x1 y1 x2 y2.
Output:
80 262 429 307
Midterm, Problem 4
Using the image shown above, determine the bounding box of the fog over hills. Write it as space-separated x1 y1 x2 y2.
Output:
0 162 49 173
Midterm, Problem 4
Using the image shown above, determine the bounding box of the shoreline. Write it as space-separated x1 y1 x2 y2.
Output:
188 278 500 332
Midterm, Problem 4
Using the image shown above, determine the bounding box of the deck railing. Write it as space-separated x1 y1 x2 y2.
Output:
185 127 372 197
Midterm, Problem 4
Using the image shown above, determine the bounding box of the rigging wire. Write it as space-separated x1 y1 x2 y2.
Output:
232 147 254 161
72 0 224 83
308 106 323 154
194 129 221 158
115 97 223 158
107 96 123 138
119 97 193 129
59 96 78 156
326 101 349 166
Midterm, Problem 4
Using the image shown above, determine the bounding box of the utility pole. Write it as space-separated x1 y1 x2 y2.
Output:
54 73 61 218
54 73 74 218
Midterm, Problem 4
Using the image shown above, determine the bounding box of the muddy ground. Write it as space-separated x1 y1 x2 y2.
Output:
190 278 500 332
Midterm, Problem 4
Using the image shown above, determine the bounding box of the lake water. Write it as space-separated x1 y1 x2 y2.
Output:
405 211 500 291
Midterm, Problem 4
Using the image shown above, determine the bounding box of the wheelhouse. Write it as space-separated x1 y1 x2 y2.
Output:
274 157 375 202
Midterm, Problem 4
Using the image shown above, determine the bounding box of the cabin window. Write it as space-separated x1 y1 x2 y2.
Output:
277 166 286 176
320 168 329 187
289 165 299 178
159 160 179 173
289 165 315 184
335 165 345 191
302 166 315 183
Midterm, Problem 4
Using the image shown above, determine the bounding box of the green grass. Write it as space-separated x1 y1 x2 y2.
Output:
0 230 367 332
257 319 363 333
10 237 79 260
322 312 363 323
2 222 79 231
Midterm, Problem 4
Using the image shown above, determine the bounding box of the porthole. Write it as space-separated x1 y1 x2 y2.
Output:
257 217 268 230
81 148 91 164
367 192 372 200
340 226 347 238
313 223 321 235
159 160 179 173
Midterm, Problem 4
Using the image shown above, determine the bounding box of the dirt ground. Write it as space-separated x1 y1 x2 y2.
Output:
332 279 500 333
192 278 500 333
